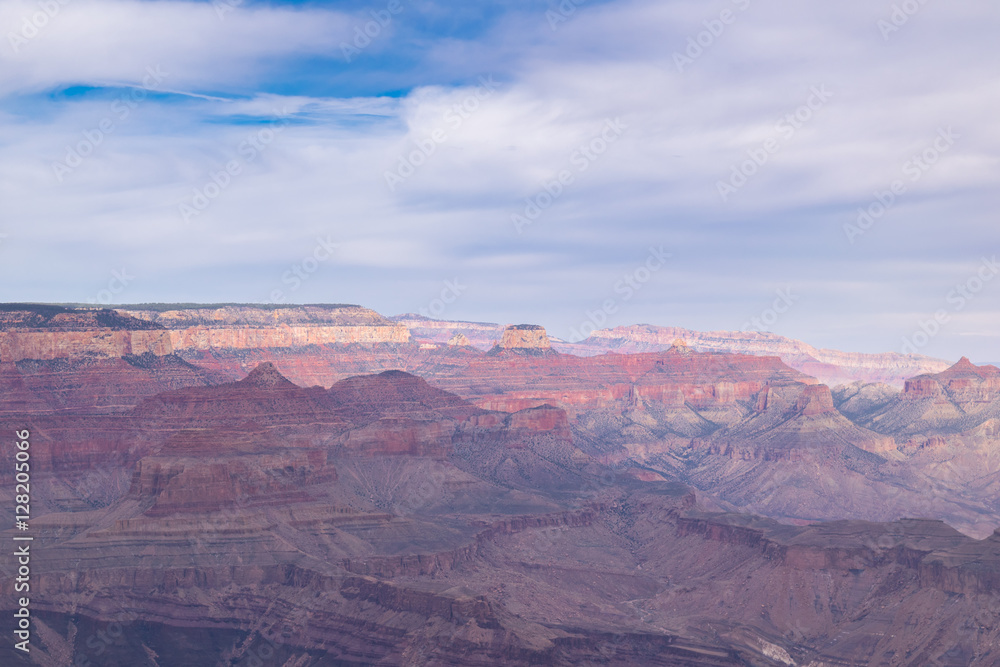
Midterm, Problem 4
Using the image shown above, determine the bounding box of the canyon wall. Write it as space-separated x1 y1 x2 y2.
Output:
0 306 173 362
0 306 952 391
0 305 411 363
121 305 411 350
495 324 551 351
0 329 173 362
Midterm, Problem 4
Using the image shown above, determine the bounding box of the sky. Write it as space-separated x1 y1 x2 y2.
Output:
0 0 997 363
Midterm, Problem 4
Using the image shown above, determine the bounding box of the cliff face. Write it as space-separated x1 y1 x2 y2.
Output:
121 305 412 350
166 324 410 349
494 324 552 352
2 305 410 362
0 307 173 362
121 304 392 327
0 329 173 362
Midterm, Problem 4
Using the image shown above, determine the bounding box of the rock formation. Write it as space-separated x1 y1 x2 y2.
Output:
447 333 471 347
393 316 951 386
490 324 552 354
0 305 173 362
120 304 412 351
560 323 951 386
391 313 503 351
853 357 1000 436
1 303 999 665
697 381 896 459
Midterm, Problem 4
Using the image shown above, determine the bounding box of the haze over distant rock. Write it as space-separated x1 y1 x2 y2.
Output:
392 313 503 350
393 316 951 387
566 323 951 387
0 305 952 389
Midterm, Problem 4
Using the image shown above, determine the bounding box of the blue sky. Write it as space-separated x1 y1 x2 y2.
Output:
0 0 998 362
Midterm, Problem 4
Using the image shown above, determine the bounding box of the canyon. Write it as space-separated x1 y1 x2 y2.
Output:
396 316 951 387
1 303 998 666
1 304 948 387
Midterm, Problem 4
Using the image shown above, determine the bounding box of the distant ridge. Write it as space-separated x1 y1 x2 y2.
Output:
0 304 957 387
114 302 363 311
394 316 952 387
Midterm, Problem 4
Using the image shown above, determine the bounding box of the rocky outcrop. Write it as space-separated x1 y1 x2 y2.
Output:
447 333 472 347
394 316 950 386
490 324 552 354
339 576 496 627
124 366 508 461
505 404 568 434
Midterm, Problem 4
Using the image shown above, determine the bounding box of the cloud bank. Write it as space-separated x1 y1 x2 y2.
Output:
0 0 997 361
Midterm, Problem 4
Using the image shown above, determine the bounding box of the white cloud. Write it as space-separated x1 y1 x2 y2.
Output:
0 0 355 95
0 0 997 359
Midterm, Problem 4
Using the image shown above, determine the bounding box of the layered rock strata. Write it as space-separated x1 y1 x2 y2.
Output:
0 306 172 362
120 304 412 351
